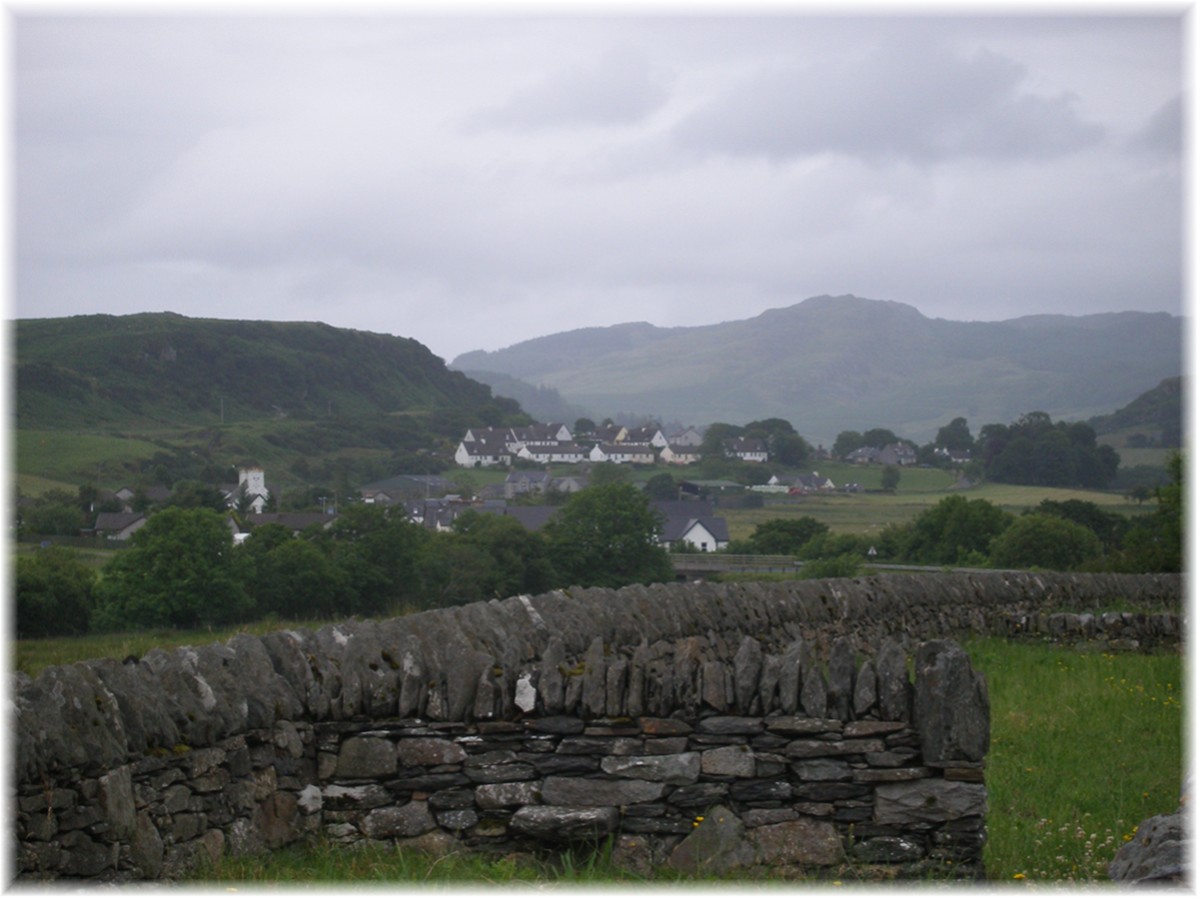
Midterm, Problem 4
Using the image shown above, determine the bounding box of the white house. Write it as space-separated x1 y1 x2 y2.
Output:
589 442 657 465
659 514 730 552
455 434 512 468
726 437 769 463
668 426 704 447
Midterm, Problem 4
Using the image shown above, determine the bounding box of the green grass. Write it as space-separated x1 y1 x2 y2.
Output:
12 617 334 678
966 638 1183 884
15 429 169 486
722 479 1155 542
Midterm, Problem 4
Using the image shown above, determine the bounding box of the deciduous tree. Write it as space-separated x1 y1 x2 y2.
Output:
544 483 674 589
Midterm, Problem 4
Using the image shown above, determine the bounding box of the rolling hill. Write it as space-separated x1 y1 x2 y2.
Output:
452 295 1183 444
14 313 530 488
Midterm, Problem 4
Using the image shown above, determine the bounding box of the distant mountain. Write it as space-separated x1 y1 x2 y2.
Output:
452 295 1183 444
456 370 589 425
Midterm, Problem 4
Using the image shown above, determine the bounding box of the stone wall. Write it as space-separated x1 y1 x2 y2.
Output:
11 571 1181 882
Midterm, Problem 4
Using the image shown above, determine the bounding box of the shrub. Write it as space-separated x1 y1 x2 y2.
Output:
15 546 96 638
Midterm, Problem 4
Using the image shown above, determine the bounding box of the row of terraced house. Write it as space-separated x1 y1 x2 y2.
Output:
454 423 768 469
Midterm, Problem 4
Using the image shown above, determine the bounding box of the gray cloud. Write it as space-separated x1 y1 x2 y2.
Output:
467 45 671 131
12 14 1183 362
672 34 1105 164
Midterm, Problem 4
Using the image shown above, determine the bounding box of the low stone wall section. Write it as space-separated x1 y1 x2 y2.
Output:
11 571 1181 882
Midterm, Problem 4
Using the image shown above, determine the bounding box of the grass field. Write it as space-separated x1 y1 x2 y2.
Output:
721 479 1153 542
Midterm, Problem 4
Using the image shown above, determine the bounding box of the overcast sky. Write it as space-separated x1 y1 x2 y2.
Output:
11 5 1187 363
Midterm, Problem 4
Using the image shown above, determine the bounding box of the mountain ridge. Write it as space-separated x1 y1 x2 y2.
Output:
452 295 1182 443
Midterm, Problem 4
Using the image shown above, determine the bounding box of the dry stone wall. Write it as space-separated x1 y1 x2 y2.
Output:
11 571 1181 883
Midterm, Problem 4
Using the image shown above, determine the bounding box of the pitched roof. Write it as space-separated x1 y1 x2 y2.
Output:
93 511 146 532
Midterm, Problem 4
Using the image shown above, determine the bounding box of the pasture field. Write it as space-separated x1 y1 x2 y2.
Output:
721 479 1153 543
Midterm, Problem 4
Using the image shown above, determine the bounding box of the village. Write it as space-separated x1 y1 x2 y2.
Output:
80 421 933 556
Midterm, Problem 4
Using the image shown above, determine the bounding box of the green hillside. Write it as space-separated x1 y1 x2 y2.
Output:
14 313 530 490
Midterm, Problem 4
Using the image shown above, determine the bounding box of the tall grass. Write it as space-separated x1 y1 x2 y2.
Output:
967 638 1184 883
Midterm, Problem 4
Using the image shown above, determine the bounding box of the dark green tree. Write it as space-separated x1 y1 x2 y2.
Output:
323 505 430 616
1029 499 1129 554
935 417 974 451
832 430 865 459
899 495 1013 566
167 480 230 512
544 483 674 589
770 433 814 467
22 491 88 537
1116 452 1183 573
989 514 1103 571
747 517 829 555
699 422 743 459
93 507 253 630
237 524 346 620
445 510 557 600
880 465 901 491
643 473 679 501
15 546 97 638
862 428 901 448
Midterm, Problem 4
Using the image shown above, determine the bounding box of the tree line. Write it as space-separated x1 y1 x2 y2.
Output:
732 452 1182 576
15 484 675 639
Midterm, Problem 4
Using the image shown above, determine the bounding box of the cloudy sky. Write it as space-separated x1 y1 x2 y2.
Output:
12 5 1187 363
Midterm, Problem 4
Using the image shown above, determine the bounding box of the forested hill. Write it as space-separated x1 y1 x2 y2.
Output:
452 295 1183 442
1087 376 1183 445
15 313 526 432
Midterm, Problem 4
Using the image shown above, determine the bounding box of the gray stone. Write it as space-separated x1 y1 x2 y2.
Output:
436 809 479 831
297 784 323 815
361 802 436 839
851 835 925 863
610 833 670 878
759 653 783 714
913 640 990 764
1108 811 1186 883
541 776 668 807
876 638 911 722
509 805 620 842
475 781 542 809
734 636 764 713
336 736 397 779
800 667 828 718
581 637 608 717
668 782 730 808
667 804 755 875
701 744 757 778
874 779 987 824
253 791 300 849
321 783 392 810
827 637 856 720
701 659 730 711
778 641 804 714
765 716 843 735
601 753 701 785
397 737 467 768
853 660 878 716
785 738 884 758
129 810 164 879
752 817 844 866
98 765 136 841
696 716 763 735
790 759 853 782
